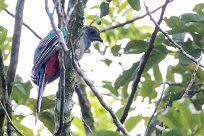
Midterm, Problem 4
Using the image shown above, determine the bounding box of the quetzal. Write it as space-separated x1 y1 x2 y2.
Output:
31 26 103 121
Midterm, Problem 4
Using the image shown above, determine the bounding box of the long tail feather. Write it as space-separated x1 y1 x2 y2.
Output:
35 72 47 123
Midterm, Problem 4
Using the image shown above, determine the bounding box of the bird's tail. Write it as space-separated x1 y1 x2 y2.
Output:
35 73 47 124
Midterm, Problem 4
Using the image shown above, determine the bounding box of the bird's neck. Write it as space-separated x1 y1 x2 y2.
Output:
82 32 92 50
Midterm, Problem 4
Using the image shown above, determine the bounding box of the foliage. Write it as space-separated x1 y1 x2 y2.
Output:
1 0 204 136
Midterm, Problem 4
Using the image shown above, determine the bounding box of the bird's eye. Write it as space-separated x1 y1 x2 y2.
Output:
90 31 95 35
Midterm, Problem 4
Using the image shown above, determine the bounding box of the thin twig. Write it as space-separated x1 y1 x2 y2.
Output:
183 56 202 97
73 60 130 136
100 5 163 33
0 101 24 136
144 81 166 136
4 9 42 40
119 0 171 125
145 5 204 68
81 117 93 133
44 0 68 52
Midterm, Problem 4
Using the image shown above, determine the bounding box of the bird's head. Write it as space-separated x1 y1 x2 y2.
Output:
83 26 103 43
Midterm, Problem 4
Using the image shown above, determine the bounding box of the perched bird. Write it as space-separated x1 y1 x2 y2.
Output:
31 26 103 121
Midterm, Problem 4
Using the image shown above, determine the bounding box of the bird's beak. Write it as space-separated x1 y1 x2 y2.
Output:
96 37 103 43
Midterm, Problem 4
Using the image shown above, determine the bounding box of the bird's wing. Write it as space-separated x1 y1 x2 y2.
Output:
32 36 59 72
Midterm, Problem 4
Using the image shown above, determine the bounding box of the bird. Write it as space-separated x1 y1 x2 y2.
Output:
31 26 103 122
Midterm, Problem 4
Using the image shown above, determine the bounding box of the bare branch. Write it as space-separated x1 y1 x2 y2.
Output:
6 0 25 96
73 60 130 136
182 56 202 97
119 0 171 125
4 9 42 40
44 0 68 51
0 101 24 136
145 4 204 69
144 81 166 136
0 49 6 135
5 0 25 135
76 83 94 134
100 5 163 33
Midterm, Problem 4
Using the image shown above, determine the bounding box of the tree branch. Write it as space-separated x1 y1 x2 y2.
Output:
119 0 171 125
6 0 25 96
0 49 6 136
6 0 25 135
182 57 202 97
145 4 204 69
144 81 166 136
0 101 24 136
44 0 68 52
75 83 94 134
4 9 42 40
73 60 130 136
100 5 163 33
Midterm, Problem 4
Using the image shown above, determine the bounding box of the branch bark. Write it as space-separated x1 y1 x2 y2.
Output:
75 83 94 134
73 60 130 135
0 49 6 136
100 5 163 33
5 0 25 135
119 0 171 125
145 6 204 68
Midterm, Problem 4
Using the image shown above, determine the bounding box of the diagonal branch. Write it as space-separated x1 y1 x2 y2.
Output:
144 81 166 136
119 0 171 125
4 9 42 40
73 60 130 136
100 5 163 33
44 0 68 52
145 5 204 68
0 101 24 136
182 56 202 97
75 83 94 134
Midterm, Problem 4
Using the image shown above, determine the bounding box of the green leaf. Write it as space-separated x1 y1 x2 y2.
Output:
180 13 204 23
40 96 55 111
40 110 55 133
72 117 85 136
127 0 140 11
166 66 175 82
0 0 7 11
124 40 147 54
100 2 110 17
88 130 123 136
163 86 184 105
115 48 166 89
153 64 162 81
125 115 143 131
12 75 33 104
193 3 204 15
0 25 7 44
179 49 201 65
13 115 33 135
102 81 118 96
154 33 165 45
145 53 167 71
114 61 139 89
139 73 157 100
100 58 112 66
158 98 204 136
111 45 121 56
162 129 183 136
